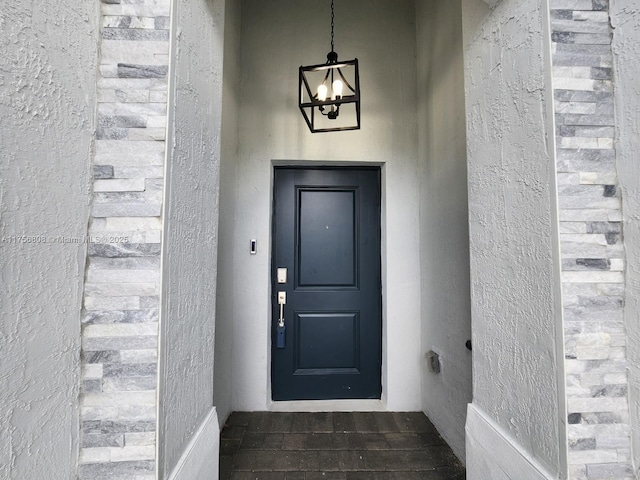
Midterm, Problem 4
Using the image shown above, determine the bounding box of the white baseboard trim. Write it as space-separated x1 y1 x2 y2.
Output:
167 407 220 480
465 403 556 480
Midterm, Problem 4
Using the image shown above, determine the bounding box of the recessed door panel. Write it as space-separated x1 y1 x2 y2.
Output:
271 167 381 401
295 312 359 372
298 190 357 287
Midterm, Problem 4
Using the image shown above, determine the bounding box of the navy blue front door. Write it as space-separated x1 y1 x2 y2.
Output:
271 167 382 400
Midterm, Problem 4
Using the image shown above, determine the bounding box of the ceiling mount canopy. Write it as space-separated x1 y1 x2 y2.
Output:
298 0 361 133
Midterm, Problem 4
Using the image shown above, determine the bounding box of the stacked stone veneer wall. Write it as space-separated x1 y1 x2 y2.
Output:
550 1 634 478
78 0 170 477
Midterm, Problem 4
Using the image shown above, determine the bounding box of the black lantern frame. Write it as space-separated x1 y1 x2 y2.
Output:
299 54 361 133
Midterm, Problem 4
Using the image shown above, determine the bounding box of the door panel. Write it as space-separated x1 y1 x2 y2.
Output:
272 167 381 401
298 190 356 287
295 312 359 372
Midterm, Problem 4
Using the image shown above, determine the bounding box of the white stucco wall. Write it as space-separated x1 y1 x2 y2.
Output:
221 0 422 411
461 0 564 476
611 0 640 474
416 0 473 462
158 0 224 476
213 0 242 427
0 2 98 478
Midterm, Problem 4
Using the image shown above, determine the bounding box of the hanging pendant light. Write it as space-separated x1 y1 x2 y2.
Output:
299 0 361 133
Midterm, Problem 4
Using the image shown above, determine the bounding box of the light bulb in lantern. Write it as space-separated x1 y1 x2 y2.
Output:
332 79 344 99
317 84 328 101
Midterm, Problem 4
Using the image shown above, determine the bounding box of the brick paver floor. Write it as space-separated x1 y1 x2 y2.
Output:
219 411 466 479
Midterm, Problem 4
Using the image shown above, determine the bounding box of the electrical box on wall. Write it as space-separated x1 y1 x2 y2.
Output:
426 350 441 374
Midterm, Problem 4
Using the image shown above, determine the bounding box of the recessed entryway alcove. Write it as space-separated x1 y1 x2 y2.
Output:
211 0 472 463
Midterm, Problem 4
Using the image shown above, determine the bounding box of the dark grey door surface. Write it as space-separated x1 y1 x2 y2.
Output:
271 167 382 400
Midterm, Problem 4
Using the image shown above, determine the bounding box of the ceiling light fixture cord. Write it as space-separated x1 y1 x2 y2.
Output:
331 0 335 53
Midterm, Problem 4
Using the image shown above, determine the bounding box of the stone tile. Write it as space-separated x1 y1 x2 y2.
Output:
386 432 426 449
85 267 160 284
590 384 627 397
82 309 159 325
82 391 155 408
568 258 611 270
102 15 156 29
220 438 241 456
113 166 164 179
305 433 342 450
222 425 246 440
124 432 155 447
282 433 307 451
332 412 356 432
347 473 423 480
372 412 400 432
423 467 466 480
84 295 140 310
304 473 347 480
120 348 158 363
249 412 278 433
219 455 234 480
118 63 168 79
226 411 254 427
92 203 162 218
83 335 158 352
94 179 146 193
82 433 126 448
345 433 389 450
84 282 157 297
569 449 618 464
232 450 277 471
84 350 121 364
362 450 433 471
586 462 634 478
326 450 367 471
570 438 597 450
240 433 284 450
290 412 333 433
139 295 161 308
83 379 103 393
103 28 169 41
102 376 157 392
98 115 147 128
154 16 170 30
393 412 437 433
83 323 158 339
101 3 171 16
94 165 115 179
352 412 377 433
78 460 154 477
230 473 284 480
550 0 592 9
279 451 321 471
128 127 166 141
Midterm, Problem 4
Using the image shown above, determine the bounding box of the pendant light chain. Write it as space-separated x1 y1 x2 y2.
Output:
330 0 335 53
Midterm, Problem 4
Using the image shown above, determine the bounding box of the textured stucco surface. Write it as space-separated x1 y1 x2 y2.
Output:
416 0 472 462
213 0 242 427
158 0 224 476
462 0 562 474
611 0 640 474
221 0 421 412
0 2 98 478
